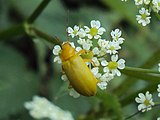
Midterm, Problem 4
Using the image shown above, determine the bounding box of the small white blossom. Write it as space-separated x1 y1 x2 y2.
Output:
144 0 150 4
136 8 151 26
67 25 79 38
77 38 86 45
98 39 108 48
69 88 80 98
70 42 75 48
157 84 160 97
91 67 102 78
158 63 160 72
54 56 62 64
24 96 74 120
75 46 82 52
101 60 108 66
84 20 106 39
100 73 114 82
77 28 86 38
98 48 107 57
61 74 68 81
152 0 160 12
110 29 125 44
121 0 127 1
53 45 61 55
92 47 100 55
157 117 160 120
135 91 155 112
97 82 107 90
134 0 143 5
92 57 100 66
106 41 121 55
103 55 125 76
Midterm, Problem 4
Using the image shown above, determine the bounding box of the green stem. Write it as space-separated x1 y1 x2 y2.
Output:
27 0 51 24
28 26 62 45
0 24 25 40
124 66 160 74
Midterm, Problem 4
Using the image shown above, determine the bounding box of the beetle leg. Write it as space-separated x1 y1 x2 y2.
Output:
77 49 86 55
83 59 97 67
61 66 65 74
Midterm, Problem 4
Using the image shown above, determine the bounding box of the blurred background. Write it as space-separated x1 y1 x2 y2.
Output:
0 0 160 120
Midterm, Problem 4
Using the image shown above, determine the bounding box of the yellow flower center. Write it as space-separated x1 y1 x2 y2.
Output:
110 46 115 50
144 99 150 106
108 61 118 70
73 30 78 35
90 27 98 36
141 14 147 20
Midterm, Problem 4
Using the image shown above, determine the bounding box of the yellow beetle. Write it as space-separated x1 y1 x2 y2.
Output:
60 42 98 96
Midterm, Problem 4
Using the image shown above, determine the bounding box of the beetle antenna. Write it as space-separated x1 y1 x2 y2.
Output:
66 9 70 42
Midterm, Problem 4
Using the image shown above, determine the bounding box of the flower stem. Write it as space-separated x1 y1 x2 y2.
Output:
124 66 160 74
0 24 25 40
27 0 51 24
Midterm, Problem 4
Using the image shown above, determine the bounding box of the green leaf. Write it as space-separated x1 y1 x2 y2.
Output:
96 91 123 120
0 44 40 119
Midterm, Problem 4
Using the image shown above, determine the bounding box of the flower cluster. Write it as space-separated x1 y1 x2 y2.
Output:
121 0 160 26
135 91 154 112
24 96 74 120
52 20 125 97
135 0 160 26
135 84 160 113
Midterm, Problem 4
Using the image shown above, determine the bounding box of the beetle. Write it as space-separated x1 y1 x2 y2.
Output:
59 42 98 96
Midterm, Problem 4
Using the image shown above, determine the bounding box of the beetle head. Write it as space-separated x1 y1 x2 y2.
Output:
60 42 76 61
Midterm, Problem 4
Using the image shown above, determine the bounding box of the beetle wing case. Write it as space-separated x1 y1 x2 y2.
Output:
62 54 97 96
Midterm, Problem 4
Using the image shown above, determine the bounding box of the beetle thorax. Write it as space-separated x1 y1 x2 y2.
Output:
60 42 76 61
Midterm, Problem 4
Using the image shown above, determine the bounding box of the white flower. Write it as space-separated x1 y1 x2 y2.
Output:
61 74 68 81
53 45 61 55
110 29 125 44
136 8 151 26
158 63 160 72
98 39 108 48
84 20 106 39
135 91 155 112
97 82 107 90
92 47 100 55
106 41 121 55
54 56 62 64
144 0 150 4
157 84 160 97
77 28 86 38
92 57 100 66
77 38 86 45
24 96 74 120
69 88 80 98
152 0 160 13
98 48 107 57
53 45 62 64
103 55 125 76
91 67 102 78
67 25 79 38
157 117 160 120
101 60 108 66
100 73 114 82
70 42 75 48
134 0 143 5
75 46 82 52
